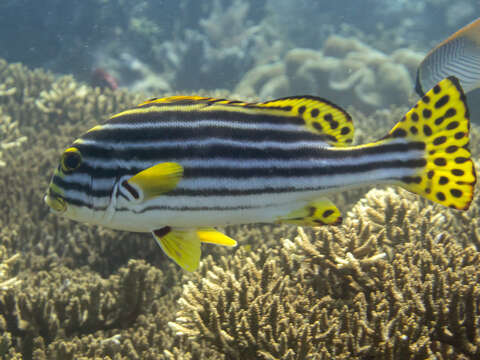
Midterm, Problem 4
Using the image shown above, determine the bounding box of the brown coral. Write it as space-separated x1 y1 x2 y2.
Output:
170 187 480 359
1 54 480 360
0 260 186 359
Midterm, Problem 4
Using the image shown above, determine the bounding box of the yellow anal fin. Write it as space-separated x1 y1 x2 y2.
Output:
197 228 237 247
152 227 200 272
386 77 476 210
259 96 354 147
126 162 183 202
276 198 342 226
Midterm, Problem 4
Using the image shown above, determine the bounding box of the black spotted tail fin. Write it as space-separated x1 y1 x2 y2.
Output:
387 76 476 210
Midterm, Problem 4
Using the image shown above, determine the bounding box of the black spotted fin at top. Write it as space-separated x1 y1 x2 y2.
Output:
384 76 476 210
258 96 354 147
132 95 354 147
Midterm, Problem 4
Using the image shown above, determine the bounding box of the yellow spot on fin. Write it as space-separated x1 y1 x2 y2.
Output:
127 162 183 202
385 76 476 210
276 198 342 226
196 228 237 247
152 228 200 272
258 96 354 147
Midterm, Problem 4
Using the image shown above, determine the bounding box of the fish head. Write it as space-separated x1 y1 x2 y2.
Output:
44 145 98 223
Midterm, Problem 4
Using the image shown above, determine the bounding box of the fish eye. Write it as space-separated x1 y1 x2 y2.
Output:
61 147 82 172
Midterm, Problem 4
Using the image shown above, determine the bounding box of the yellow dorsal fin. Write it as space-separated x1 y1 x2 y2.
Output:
126 162 183 202
137 96 221 107
276 198 342 226
257 96 354 147
152 227 200 272
135 95 353 147
196 228 237 246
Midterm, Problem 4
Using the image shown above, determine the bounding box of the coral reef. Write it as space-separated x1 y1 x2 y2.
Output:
0 106 26 167
170 189 480 359
0 246 20 292
235 35 423 112
1 57 480 359
0 260 186 359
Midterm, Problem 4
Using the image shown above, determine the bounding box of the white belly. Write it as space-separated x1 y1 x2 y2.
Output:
105 190 324 232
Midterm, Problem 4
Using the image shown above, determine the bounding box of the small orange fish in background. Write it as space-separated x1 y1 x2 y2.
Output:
416 18 480 96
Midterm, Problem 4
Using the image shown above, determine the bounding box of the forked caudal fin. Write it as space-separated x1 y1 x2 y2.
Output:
384 76 476 210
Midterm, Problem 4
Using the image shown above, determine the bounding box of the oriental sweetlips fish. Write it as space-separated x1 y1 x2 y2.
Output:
45 77 476 271
416 17 480 96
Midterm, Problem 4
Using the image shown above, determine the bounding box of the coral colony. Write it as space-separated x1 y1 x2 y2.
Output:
1 0 480 357
1 53 480 359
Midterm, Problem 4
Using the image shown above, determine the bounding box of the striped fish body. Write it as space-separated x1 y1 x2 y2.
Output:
45 77 476 271
50 97 414 231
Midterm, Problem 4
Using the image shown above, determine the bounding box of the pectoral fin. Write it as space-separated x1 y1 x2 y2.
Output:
152 227 200 272
125 162 183 202
276 198 342 226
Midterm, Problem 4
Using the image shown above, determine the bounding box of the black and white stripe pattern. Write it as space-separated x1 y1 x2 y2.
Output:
53 105 426 229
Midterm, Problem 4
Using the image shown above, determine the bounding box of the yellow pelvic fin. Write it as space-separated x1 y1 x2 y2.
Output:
127 162 183 202
276 198 342 226
385 77 476 210
152 227 200 272
196 228 237 247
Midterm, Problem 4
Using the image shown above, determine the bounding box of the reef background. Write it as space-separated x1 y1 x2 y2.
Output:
1 1 480 359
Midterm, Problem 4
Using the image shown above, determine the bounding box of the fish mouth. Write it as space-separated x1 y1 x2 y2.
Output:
44 192 67 213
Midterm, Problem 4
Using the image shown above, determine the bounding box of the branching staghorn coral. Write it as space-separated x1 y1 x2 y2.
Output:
0 58 141 136
0 260 185 359
170 187 480 359
0 107 26 167
169 245 341 359
0 245 20 359
0 246 20 292
1 53 480 359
